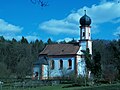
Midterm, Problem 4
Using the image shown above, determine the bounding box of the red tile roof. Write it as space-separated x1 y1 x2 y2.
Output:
40 43 80 56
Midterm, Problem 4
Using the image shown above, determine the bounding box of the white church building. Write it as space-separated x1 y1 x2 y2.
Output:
32 11 92 80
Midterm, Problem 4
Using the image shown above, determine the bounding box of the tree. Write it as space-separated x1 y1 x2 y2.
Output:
107 41 120 75
30 0 48 7
59 40 66 44
102 64 118 83
68 38 77 44
47 38 53 44
12 38 17 43
0 37 45 78
16 56 33 79
81 48 92 86
93 51 101 78
84 48 92 71
60 68 68 79
39 40 45 52
0 62 10 78
0 36 5 42
20 36 28 44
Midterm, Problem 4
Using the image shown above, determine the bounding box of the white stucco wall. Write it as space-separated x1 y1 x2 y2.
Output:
81 27 91 40
42 65 48 79
32 65 40 80
43 57 75 78
42 56 87 78
85 27 91 40
79 41 92 55
79 41 86 55
77 57 86 76
87 41 92 54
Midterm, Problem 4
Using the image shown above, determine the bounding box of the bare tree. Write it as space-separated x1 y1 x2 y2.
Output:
30 0 48 7
60 68 68 78
103 64 118 83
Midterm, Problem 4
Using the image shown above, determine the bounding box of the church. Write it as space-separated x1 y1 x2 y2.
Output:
32 11 92 80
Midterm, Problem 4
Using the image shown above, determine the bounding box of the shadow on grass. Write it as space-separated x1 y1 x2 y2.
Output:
62 83 120 90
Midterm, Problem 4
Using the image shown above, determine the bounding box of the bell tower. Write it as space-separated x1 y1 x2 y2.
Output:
79 10 92 55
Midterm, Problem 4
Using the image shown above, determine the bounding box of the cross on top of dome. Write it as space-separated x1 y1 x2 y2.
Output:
79 10 91 26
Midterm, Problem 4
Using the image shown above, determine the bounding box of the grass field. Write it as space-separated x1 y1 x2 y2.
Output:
1 83 120 90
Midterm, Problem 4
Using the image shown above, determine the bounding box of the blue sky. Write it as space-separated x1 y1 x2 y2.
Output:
0 0 120 42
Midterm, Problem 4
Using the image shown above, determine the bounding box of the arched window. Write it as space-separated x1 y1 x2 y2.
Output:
50 60 54 70
35 72 38 77
59 59 63 69
83 32 85 37
89 33 90 36
68 59 72 69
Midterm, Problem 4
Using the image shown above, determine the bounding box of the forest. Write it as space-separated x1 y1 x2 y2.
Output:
0 36 120 82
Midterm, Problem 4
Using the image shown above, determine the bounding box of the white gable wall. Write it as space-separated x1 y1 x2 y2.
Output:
42 56 87 79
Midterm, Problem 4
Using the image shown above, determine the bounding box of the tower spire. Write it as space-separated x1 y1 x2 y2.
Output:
80 10 91 26
79 11 92 54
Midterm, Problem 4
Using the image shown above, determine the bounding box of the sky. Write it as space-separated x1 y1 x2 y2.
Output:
0 0 120 42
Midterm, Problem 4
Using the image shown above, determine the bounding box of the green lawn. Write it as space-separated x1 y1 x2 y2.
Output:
1 83 120 90
28 83 120 90
76 84 120 90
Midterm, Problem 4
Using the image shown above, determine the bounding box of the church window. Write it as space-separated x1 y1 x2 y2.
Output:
68 59 72 69
59 59 63 69
50 60 54 70
81 55 85 58
83 32 85 37
35 72 38 77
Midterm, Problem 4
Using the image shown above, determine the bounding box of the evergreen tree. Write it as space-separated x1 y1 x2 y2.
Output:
93 51 101 78
20 36 28 44
0 62 10 78
68 38 77 44
0 36 5 42
12 38 17 43
83 48 92 71
47 38 53 44
39 40 45 52
59 40 66 44
81 48 92 86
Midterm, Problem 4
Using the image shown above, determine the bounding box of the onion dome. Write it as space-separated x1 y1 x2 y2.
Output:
80 10 91 26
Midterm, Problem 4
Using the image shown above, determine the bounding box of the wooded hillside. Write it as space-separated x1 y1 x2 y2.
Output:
0 36 120 81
